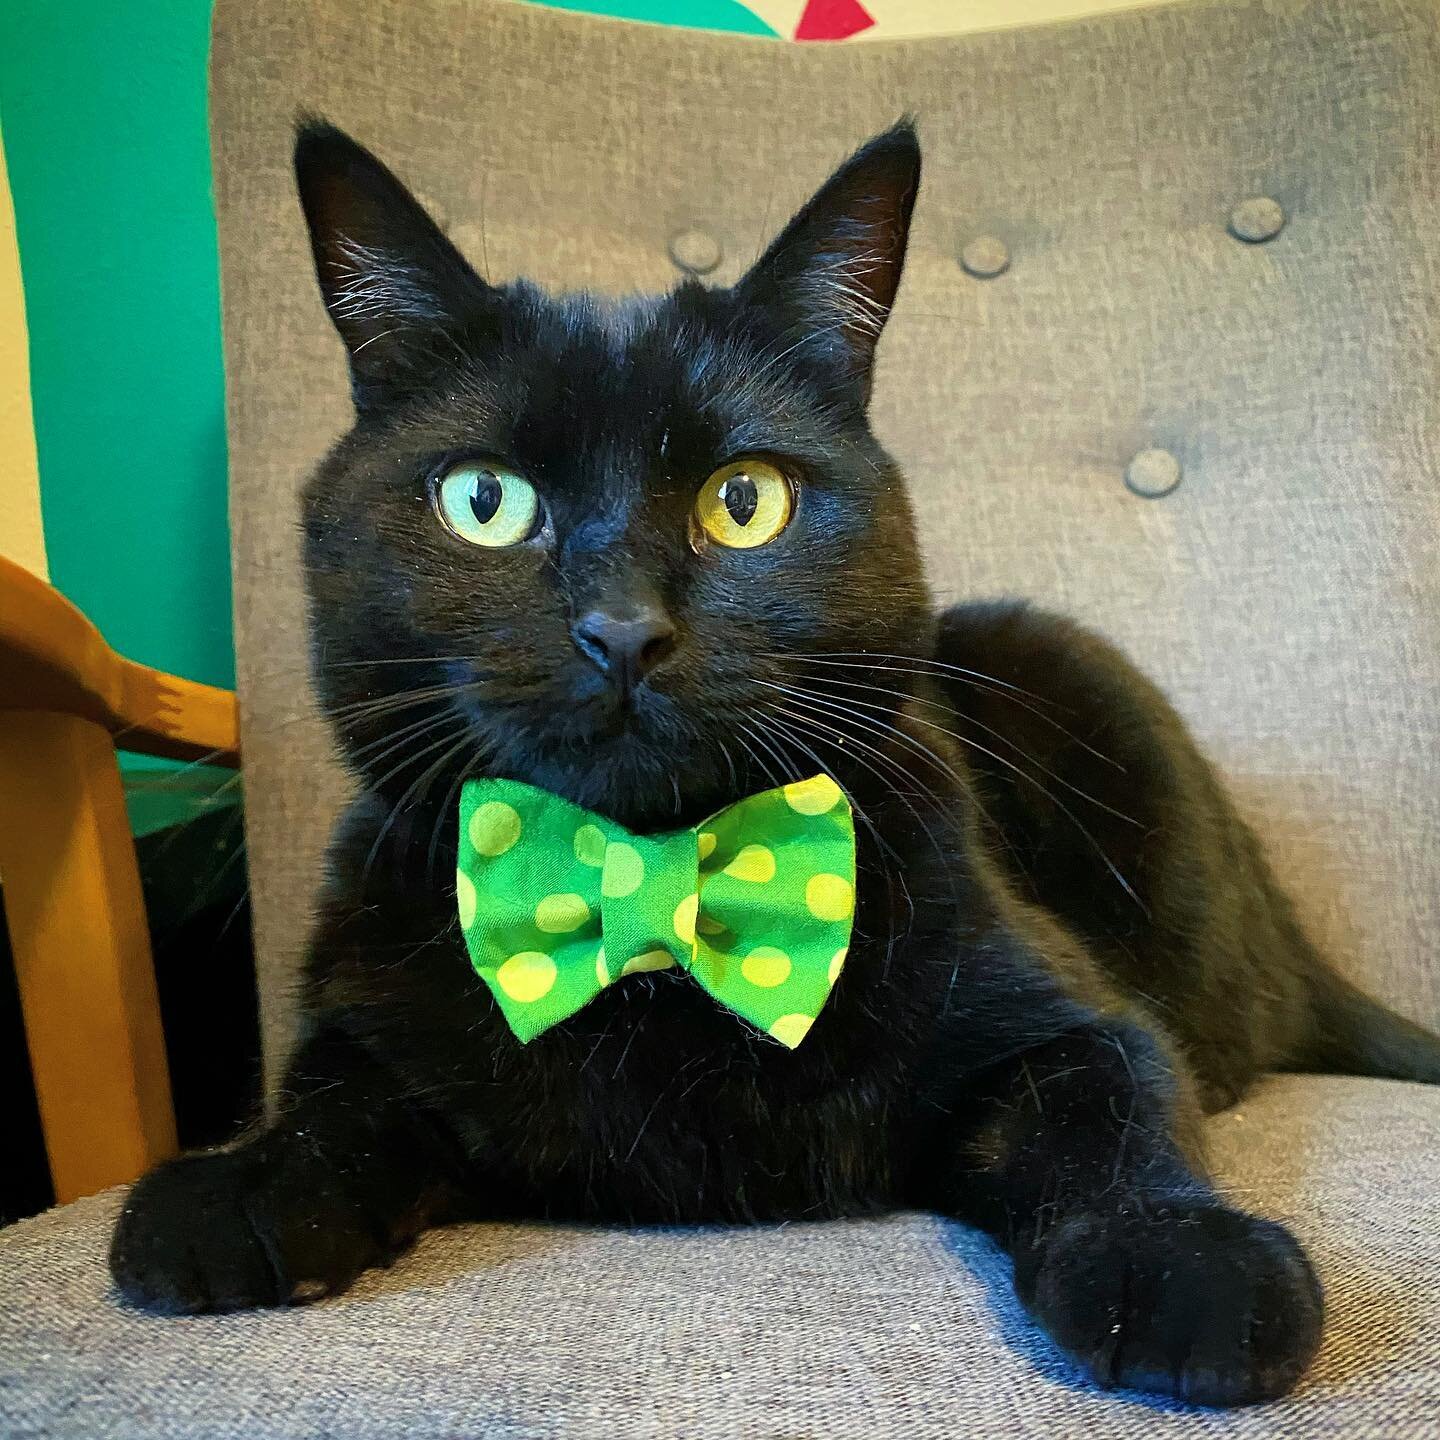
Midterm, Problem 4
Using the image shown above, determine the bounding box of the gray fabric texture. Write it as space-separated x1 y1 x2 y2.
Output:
3 1077 1438 1438
207 0 1440 1074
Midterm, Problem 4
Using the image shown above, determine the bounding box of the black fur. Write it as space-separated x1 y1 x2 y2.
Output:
111 120 1440 1407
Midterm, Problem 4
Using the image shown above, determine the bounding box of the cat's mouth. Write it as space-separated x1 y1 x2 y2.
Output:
441 679 746 829
447 666 688 757
549 683 692 754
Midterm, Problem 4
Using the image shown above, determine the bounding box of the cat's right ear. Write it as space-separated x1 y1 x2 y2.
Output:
294 120 491 410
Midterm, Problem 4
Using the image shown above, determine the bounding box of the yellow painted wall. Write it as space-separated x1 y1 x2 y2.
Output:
851 0 1176 40
0 118 45 578
743 0 1180 39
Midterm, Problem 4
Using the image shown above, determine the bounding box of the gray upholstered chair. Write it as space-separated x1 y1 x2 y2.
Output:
3 0 1437 1433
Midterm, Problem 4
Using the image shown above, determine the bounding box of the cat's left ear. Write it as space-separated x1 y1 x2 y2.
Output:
734 119 920 402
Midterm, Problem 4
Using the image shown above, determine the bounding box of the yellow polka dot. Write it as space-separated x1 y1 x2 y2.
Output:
496 951 557 1003
697 831 717 861
595 947 610 986
828 947 847 985
806 873 854 921
673 893 699 945
622 949 675 976
769 1013 814 1048
741 946 791 988
535 893 590 934
697 912 728 937
469 801 522 857
724 844 776 883
574 823 607 867
456 871 477 930
602 842 645 898
784 774 843 816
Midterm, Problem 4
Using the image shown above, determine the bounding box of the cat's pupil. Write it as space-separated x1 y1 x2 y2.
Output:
720 475 758 526
469 473 503 525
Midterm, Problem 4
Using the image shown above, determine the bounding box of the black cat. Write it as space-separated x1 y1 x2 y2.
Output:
111 119 1440 1407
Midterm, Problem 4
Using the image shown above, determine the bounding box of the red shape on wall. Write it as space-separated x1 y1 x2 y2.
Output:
795 0 875 42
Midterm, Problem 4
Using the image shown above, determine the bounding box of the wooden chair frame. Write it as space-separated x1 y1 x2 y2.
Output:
0 555 239 1203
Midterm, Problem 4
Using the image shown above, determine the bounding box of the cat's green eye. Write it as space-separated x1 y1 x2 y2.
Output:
434 461 540 548
692 459 794 550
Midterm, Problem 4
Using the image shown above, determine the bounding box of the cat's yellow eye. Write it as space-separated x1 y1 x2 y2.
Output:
434 461 540 547
692 459 794 550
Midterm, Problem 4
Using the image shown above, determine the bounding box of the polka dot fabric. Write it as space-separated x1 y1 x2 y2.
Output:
456 774 855 1047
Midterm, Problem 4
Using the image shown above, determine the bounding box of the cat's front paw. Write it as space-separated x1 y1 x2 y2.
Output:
110 1143 390 1314
1016 1201 1323 1406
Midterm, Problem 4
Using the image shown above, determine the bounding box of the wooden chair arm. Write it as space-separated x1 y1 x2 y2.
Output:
0 556 242 1202
0 555 239 764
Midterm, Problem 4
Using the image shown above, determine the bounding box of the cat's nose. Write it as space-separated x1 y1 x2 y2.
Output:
572 605 677 687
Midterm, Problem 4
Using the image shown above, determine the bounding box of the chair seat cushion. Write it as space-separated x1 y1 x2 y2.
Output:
2 1075 1437 1438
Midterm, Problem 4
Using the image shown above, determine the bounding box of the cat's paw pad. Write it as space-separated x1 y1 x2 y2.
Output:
1017 1201 1323 1406
109 1146 388 1314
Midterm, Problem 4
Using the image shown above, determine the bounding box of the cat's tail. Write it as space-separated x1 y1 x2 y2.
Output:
1302 967 1440 1084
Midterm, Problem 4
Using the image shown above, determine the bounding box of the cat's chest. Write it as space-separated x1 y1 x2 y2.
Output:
486 985 911 1222
378 940 923 1222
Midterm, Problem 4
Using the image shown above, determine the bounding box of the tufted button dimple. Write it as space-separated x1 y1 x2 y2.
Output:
1228 197 1286 244
959 235 1010 279
1125 448 1183 499
668 228 723 276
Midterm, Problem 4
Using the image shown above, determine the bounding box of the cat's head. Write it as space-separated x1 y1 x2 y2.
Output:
296 119 933 834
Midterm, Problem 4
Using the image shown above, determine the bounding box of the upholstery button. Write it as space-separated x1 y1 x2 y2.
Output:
668 228 722 276
959 235 1010 278
1125 448 1183 499
1228 197 1286 244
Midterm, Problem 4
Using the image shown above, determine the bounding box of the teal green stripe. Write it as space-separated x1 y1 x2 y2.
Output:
0 0 233 689
523 0 778 36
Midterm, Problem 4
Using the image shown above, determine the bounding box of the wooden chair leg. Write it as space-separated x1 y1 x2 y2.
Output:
0 711 177 1202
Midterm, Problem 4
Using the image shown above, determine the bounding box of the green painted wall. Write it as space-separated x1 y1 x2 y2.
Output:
0 0 233 689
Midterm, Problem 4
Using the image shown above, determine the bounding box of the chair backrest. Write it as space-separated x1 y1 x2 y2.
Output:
210 0 1440 1071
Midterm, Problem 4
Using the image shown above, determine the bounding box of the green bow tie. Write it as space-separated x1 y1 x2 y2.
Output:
456 774 855 1048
